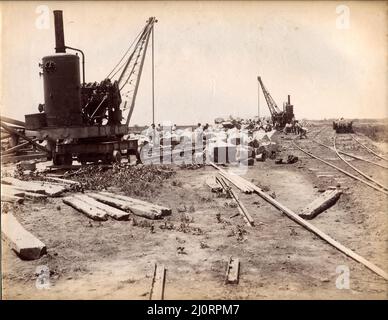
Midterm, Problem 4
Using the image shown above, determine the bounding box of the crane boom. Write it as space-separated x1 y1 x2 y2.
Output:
108 17 157 125
257 76 282 116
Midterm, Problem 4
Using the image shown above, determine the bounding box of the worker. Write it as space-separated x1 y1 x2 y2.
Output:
172 124 177 132
296 123 307 139
146 124 158 143
283 123 292 135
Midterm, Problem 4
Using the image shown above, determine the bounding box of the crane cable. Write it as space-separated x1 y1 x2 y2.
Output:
105 23 147 80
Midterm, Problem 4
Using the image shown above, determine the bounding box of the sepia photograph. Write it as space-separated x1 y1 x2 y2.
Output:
0 0 387 306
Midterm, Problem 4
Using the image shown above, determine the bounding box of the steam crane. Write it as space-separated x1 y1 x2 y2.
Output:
24 10 156 165
257 76 295 129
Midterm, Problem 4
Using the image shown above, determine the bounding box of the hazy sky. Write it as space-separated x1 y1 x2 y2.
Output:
1 1 387 125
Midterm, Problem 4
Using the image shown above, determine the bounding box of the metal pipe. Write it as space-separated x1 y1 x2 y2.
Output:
65 46 86 85
53 10 66 53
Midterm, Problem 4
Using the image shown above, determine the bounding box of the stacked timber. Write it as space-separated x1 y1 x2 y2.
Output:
88 192 171 220
62 192 171 221
63 194 130 221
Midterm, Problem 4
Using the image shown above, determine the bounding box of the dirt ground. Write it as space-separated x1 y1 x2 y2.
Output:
1 122 387 300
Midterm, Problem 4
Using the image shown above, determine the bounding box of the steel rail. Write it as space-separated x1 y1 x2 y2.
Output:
292 139 388 196
333 135 388 191
351 134 388 162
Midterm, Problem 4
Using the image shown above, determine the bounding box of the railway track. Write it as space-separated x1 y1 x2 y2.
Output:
292 127 388 196
351 133 388 162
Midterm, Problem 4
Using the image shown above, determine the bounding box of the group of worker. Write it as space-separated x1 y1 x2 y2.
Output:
283 118 307 138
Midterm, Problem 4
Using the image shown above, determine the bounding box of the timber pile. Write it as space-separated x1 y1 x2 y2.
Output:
63 194 129 221
299 189 342 220
88 192 171 220
1 213 47 260
2 177 66 197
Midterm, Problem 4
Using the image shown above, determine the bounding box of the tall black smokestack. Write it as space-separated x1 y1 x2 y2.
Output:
288 95 290 105
54 10 65 53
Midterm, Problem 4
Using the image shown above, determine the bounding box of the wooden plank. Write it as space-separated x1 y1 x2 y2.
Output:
1 122 50 154
1 213 46 260
99 192 171 217
149 263 166 300
3 139 38 155
1 185 25 197
2 177 66 197
211 163 388 281
23 192 48 200
0 116 25 127
216 175 254 227
225 257 240 284
62 196 109 221
74 194 130 220
205 176 222 193
88 193 160 219
299 189 342 220
1 153 47 163
43 176 81 186
1 194 24 204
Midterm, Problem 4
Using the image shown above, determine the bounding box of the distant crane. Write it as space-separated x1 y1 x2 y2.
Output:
257 76 295 129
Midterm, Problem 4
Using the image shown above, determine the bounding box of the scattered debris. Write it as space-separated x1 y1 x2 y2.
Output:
287 155 299 164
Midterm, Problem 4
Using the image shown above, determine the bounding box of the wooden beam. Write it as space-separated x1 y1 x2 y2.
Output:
1 122 50 154
1 153 48 163
216 175 254 226
73 194 130 220
1 194 24 204
299 189 342 220
89 192 171 219
149 263 166 300
1 213 46 260
205 176 223 193
2 177 66 197
62 196 109 221
3 139 38 155
0 116 25 127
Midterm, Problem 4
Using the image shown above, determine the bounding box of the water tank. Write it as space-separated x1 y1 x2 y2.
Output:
42 53 82 127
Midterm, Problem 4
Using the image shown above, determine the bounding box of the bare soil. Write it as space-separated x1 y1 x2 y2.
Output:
2 123 387 299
